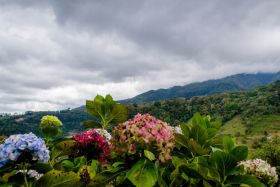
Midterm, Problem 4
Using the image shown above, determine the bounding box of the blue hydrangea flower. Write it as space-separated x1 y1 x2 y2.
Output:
0 133 50 167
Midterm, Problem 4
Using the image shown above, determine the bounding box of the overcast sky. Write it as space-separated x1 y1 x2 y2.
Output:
0 0 280 113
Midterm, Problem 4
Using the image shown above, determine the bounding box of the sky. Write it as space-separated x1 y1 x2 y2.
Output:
0 0 280 113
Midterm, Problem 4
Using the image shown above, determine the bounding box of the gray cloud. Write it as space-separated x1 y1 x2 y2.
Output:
0 0 280 113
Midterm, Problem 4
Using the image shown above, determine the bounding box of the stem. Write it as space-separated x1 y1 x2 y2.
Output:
22 163 29 187
24 172 29 187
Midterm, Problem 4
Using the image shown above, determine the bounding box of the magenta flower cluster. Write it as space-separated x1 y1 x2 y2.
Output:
73 130 110 164
111 113 175 162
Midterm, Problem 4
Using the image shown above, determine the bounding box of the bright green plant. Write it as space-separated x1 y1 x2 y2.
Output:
170 113 265 187
40 115 63 145
84 95 128 131
174 113 222 157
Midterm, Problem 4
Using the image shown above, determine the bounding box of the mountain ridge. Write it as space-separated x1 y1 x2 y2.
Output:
121 72 280 104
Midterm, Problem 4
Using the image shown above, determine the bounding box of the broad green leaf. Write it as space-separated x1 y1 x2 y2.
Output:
188 139 209 155
203 180 213 187
180 123 190 138
83 120 102 129
192 113 206 128
210 151 237 181
179 165 203 179
172 156 186 168
223 137 235 152
88 170 125 186
30 163 53 173
112 162 124 168
35 170 82 187
88 160 99 179
126 158 157 187
55 140 77 156
109 104 128 124
190 124 208 145
62 160 75 171
104 94 115 114
226 175 266 187
207 128 218 139
144 150 156 161
230 145 248 162
174 133 188 148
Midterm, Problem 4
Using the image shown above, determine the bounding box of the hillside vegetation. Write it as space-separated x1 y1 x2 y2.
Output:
0 81 279 139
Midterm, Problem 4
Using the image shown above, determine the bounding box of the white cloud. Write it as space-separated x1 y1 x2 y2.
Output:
0 0 279 113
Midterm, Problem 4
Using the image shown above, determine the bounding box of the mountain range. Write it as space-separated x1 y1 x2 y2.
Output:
121 72 280 103
0 72 280 137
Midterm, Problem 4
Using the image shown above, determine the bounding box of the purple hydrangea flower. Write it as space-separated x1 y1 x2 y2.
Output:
0 133 50 167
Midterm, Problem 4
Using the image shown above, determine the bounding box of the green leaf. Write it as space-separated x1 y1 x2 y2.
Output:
88 160 99 179
180 123 190 138
62 160 75 171
226 175 266 187
192 113 206 128
144 150 156 161
54 140 77 156
210 151 237 181
35 170 82 187
223 137 235 152
126 158 157 187
188 139 209 155
104 94 116 114
86 97 104 119
83 120 102 129
174 133 188 148
179 165 203 179
112 162 124 168
172 156 186 168
190 123 208 145
109 104 128 124
30 163 53 173
230 145 248 162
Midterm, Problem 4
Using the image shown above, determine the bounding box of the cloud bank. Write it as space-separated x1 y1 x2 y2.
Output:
0 0 280 112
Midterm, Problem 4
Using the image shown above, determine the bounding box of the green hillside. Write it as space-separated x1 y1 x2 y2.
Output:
121 72 280 103
0 81 279 138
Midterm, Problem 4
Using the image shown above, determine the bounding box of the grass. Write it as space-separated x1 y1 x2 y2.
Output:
218 114 280 148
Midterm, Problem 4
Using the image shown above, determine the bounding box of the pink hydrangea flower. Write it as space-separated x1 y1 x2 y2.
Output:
73 130 110 164
111 113 175 162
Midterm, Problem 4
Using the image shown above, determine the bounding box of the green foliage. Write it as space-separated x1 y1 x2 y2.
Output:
62 156 86 172
126 158 157 187
175 113 222 157
34 170 82 187
40 115 63 139
170 114 265 187
85 94 128 130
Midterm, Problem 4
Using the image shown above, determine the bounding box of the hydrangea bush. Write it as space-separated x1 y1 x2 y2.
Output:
111 113 175 162
238 158 278 186
94 128 112 142
0 133 50 167
73 129 110 164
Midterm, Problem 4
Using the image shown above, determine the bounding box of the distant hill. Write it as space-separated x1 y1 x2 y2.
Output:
121 72 280 103
0 80 279 137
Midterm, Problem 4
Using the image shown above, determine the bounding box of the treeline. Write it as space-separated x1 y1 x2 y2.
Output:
0 81 279 136
128 81 280 125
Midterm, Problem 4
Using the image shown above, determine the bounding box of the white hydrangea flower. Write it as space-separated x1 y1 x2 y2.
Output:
94 128 112 142
171 126 182 134
238 158 278 186
17 170 43 180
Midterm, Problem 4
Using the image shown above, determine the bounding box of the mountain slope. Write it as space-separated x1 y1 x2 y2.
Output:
0 80 279 137
121 72 280 103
